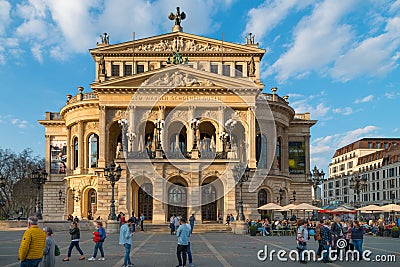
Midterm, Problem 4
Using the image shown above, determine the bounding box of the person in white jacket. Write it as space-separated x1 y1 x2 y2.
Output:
119 219 133 267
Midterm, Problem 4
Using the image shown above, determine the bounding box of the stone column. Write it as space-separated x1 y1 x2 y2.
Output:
152 163 166 224
188 164 201 224
45 135 51 177
66 126 71 172
116 160 128 214
78 121 84 172
216 106 225 152
305 134 311 180
248 106 257 168
187 106 195 151
98 105 107 168
128 105 136 152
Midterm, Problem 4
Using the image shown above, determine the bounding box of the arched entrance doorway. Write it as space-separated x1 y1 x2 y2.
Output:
87 188 97 219
168 183 187 220
201 184 217 221
138 183 153 220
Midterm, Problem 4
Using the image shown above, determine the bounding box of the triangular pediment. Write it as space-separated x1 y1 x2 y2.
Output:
91 64 259 92
90 31 265 57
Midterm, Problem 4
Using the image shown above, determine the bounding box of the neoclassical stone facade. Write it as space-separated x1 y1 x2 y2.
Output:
39 27 316 223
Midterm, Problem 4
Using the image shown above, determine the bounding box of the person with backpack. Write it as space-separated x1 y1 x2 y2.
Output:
41 227 55 267
296 220 309 264
314 219 324 258
88 221 106 261
63 221 85 261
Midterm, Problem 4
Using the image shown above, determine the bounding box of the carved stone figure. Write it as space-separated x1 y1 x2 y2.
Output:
248 56 255 77
98 55 106 76
168 7 186 27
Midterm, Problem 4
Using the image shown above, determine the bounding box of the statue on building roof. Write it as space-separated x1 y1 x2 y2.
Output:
246 33 255 44
98 32 110 45
169 7 186 32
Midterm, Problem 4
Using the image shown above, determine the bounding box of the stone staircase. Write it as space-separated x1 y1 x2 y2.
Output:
142 223 232 233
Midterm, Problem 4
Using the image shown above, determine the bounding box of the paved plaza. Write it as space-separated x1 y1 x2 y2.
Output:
0 228 399 267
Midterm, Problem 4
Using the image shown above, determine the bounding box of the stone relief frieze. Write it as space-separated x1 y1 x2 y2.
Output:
70 124 78 136
85 121 99 132
141 71 215 88
123 37 233 53
167 110 187 123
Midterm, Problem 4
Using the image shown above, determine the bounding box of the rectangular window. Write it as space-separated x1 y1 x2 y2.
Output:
210 64 218 74
136 64 144 74
222 64 230 76
333 166 337 173
340 164 345 171
348 161 353 169
288 142 306 174
389 168 395 177
235 64 243 77
377 192 380 200
368 142 372 149
111 64 120 76
376 182 379 190
335 180 340 187
376 142 380 149
335 189 340 196
343 179 348 186
124 65 132 76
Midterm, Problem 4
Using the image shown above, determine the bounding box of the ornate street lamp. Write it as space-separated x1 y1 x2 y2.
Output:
219 131 229 152
154 119 165 150
71 188 81 202
30 168 48 220
307 165 325 206
290 190 297 203
277 188 284 204
190 118 200 150
104 161 122 220
233 163 250 221
58 189 65 204
350 172 368 212
224 119 237 150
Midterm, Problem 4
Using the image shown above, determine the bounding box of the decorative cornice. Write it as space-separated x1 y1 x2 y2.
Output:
60 101 99 117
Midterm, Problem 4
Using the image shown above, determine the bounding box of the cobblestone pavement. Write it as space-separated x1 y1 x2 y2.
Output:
1 229 399 267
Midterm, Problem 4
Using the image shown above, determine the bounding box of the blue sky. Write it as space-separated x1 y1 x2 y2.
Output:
0 0 399 173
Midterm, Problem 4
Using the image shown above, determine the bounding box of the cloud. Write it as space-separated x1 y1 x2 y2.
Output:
244 0 314 41
385 92 400 99
331 16 400 82
291 99 330 119
0 0 11 35
354 94 374 103
332 107 353 115
0 115 29 129
266 0 356 82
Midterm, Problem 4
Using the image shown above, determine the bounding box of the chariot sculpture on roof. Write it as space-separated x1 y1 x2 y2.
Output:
168 7 186 32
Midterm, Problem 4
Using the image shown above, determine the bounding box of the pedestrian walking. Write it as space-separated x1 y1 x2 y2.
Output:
314 219 324 258
331 216 344 249
189 214 196 234
174 214 180 232
296 219 309 264
140 213 145 231
130 212 136 232
185 222 194 267
18 216 46 267
176 218 190 267
41 227 55 267
320 219 333 263
119 219 134 267
170 215 176 235
63 221 85 261
88 221 106 261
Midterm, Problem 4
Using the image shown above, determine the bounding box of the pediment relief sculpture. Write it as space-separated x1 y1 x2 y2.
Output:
141 71 215 88
121 37 233 53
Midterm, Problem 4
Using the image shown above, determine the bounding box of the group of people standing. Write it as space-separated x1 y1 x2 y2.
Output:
119 211 145 232
296 216 365 264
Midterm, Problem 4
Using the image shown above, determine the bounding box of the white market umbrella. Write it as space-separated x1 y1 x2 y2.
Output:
376 204 400 212
257 203 283 210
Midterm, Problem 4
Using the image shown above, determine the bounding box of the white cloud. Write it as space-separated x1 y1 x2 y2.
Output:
266 0 356 82
354 94 374 103
291 99 330 119
31 43 43 63
244 0 314 41
0 0 11 35
385 91 400 99
332 107 353 115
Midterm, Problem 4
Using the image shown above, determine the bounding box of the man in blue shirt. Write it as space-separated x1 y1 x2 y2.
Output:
119 219 133 267
397 217 400 227
176 218 190 267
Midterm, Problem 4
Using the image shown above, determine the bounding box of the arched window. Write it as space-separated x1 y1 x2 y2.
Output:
276 138 282 170
73 137 78 169
168 184 187 205
256 134 267 168
88 134 99 168
258 189 268 207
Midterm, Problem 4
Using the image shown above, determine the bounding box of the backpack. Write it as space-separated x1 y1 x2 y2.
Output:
54 244 60 256
93 231 100 243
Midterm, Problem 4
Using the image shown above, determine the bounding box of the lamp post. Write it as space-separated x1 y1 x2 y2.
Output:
104 161 122 220
234 163 250 221
277 188 284 205
350 172 368 219
307 165 325 206
290 191 297 204
154 119 165 150
58 189 65 204
71 188 80 202
30 168 48 220
391 190 396 204
190 118 200 150
224 119 237 150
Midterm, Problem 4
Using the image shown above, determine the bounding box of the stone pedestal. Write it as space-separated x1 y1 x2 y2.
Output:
232 221 248 234
106 220 120 234
191 149 199 159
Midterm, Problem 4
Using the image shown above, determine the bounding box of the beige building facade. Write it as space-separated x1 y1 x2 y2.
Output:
39 26 316 223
